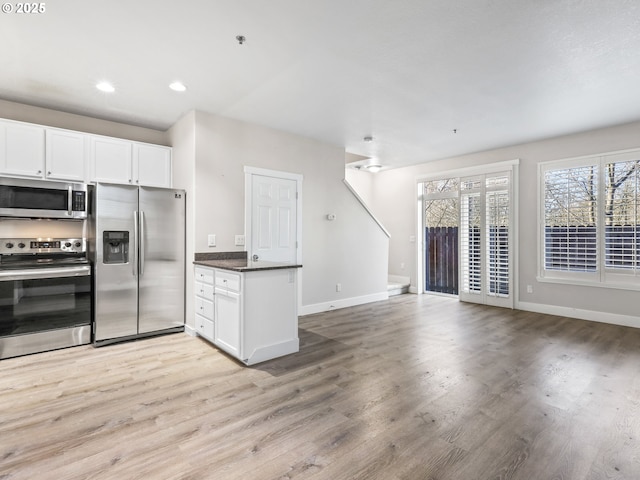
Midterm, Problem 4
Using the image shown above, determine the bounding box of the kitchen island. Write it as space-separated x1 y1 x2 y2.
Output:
193 252 302 365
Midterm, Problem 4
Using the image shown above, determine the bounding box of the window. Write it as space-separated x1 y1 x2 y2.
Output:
540 150 640 288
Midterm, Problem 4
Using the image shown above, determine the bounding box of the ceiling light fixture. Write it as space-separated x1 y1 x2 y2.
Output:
169 82 187 92
96 81 115 93
236 35 246 45
363 136 374 142
365 164 382 173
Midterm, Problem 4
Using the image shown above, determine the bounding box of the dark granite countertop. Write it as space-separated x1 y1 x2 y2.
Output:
193 252 302 273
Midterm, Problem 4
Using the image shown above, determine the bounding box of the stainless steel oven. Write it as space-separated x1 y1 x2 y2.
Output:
0 177 87 219
0 238 91 359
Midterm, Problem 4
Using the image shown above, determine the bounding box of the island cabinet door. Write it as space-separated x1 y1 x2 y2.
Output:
214 288 241 359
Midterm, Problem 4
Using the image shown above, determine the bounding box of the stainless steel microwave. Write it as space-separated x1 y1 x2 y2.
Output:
0 177 87 219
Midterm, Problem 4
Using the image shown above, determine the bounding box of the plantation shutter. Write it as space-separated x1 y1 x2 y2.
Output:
543 165 598 273
486 174 510 297
460 185 481 296
604 159 640 273
459 172 512 308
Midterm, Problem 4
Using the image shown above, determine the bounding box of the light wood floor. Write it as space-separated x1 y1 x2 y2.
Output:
1 295 640 480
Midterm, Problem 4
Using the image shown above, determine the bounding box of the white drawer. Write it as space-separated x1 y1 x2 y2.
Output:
195 281 214 299
195 266 214 285
195 314 214 340
194 296 214 319
215 270 241 292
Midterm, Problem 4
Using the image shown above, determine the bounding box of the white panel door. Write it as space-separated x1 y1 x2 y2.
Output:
251 175 297 263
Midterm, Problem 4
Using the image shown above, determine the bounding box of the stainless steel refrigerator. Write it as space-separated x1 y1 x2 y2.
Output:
90 183 185 345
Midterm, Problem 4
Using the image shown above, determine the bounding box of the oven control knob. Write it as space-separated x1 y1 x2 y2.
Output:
65 242 72 248
18 242 25 249
5 242 14 249
74 241 82 248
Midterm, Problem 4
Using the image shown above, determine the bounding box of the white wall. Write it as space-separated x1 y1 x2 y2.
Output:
176 111 388 324
167 111 197 327
372 119 640 326
0 99 168 145
345 168 376 206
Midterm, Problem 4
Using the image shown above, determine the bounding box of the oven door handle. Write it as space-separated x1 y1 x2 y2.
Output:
0 265 91 281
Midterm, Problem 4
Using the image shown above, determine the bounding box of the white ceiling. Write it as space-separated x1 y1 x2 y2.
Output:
3 0 640 169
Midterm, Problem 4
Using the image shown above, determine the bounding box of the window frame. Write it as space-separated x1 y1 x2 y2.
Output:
538 148 640 291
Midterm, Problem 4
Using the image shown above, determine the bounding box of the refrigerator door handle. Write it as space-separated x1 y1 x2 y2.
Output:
133 210 138 277
140 210 145 276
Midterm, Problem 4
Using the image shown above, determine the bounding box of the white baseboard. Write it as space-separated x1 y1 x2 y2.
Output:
184 324 197 337
518 301 640 329
300 291 389 316
408 286 419 294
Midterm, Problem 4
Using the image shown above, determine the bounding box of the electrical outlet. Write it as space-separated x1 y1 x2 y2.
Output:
336 283 341 292
235 235 245 246
526 284 533 294
208 234 216 247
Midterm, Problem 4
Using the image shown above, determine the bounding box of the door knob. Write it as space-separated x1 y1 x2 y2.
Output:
252 254 259 261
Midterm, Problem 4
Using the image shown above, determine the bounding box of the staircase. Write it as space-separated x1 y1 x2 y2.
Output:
387 275 410 297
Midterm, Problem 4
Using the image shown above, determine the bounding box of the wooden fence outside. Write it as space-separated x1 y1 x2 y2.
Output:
425 226 458 294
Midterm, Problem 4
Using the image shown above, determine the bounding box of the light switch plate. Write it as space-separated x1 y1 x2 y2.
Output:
208 234 216 247
235 235 245 246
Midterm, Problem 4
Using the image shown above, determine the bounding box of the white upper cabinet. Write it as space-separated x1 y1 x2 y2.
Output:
45 128 86 182
89 137 172 187
90 135 133 184
134 143 172 187
0 120 46 178
0 118 172 187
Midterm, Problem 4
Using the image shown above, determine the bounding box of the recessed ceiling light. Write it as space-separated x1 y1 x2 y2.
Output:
169 82 187 92
96 81 115 93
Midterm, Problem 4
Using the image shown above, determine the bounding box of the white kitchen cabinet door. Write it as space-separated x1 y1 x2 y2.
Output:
45 128 86 182
214 289 241 359
0 121 45 178
134 143 171 187
90 135 133 184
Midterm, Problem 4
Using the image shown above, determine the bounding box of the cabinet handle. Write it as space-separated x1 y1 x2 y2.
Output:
47 171 51 175
128 179 132 183
37 170 42 174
